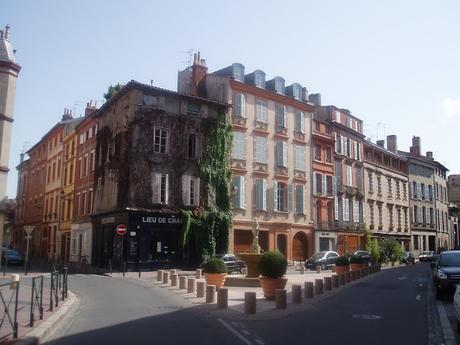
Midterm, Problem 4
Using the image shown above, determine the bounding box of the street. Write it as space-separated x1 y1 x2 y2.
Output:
42 264 447 345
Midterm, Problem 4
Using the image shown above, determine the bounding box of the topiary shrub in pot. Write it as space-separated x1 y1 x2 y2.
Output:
203 257 228 288
334 256 350 274
349 255 364 271
258 251 288 300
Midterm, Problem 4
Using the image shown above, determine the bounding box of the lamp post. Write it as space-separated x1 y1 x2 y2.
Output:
24 225 34 275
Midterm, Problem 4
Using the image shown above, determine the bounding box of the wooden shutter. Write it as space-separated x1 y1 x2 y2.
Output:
313 173 317 194
262 179 267 211
282 141 288 167
334 197 339 220
288 184 293 213
322 175 327 196
273 181 278 211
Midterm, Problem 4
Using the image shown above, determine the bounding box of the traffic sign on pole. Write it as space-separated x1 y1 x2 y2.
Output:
116 224 127 236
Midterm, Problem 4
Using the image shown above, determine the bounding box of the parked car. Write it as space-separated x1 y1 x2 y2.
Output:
419 251 436 262
453 284 460 334
305 251 339 270
432 250 460 299
215 254 246 273
401 252 415 265
353 250 372 265
0 247 23 264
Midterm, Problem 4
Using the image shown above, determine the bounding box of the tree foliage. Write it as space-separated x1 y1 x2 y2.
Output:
379 237 404 263
103 83 124 101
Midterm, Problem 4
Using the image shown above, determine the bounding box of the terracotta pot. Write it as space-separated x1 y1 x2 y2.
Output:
335 265 350 274
237 253 264 278
350 263 364 271
204 273 227 288
259 277 288 300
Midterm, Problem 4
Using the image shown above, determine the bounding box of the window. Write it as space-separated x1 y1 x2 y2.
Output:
368 172 373 193
277 105 286 129
369 203 375 225
421 183 425 200
83 154 88 177
254 71 265 88
154 128 168 154
413 206 418 223
378 204 382 226
232 132 245 159
377 175 382 195
234 93 245 117
182 175 200 206
387 178 392 197
343 197 350 221
346 165 353 186
255 179 267 211
396 181 401 199
325 148 331 163
335 134 341 154
293 84 302 100
275 182 287 212
152 173 169 205
88 189 93 214
327 176 333 196
295 145 305 171
314 144 321 161
233 64 244 82
256 100 267 122
353 200 360 223
314 173 322 194
90 150 96 172
335 110 341 123
275 141 287 167
274 77 285 94
188 134 197 159
187 102 201 114
232 176 245 209
255 136 267 163
295 112 305 133
295 185 304 214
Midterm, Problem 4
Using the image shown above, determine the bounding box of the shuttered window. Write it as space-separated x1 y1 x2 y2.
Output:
182 175 199 206
275 141 287 167
232 132 245 159
232 176 245 209
295 185 304 214
234 93 246 117
256 100 267 122
295 145 305 171
255 179 267 211
334 197 339 220
295 112 305 133
152 173 169 204
277 105 286 128
343 197 350 221
255 136 267 163
353 200 359 223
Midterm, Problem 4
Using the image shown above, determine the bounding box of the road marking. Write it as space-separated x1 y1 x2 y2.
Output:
416 295 421 300
352 314 382 320
254 339 265 345
437 302 457 344
217 318 253 345
397 276 407 280
419 283 423 287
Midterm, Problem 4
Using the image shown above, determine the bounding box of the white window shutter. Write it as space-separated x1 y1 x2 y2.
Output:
288 183 293 213
313 174 317 194
273 181 278 211
353 200 359 222
152 173 161 203
282 142 288 167
426 207 430 224
353 141 358 160
357 143 361 160
165 174 169 205
300 112 305 133
275 141 282 166
333 176 337 196
262 179 267 211
334 197 339 220
182 175 190 205
240 95 246 118
322 175 327 196
282 106 287 128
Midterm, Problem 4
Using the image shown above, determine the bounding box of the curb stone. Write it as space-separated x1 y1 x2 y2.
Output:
426 276 445 345
13 290 80 345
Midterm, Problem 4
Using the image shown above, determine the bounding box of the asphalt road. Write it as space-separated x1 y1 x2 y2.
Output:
242 264 432 345
42 274 237 345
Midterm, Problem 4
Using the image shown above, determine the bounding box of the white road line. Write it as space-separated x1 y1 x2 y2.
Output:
416 295 421 300
254 339 265 345
419 283 423 287
241 329 251 336
217 318 253 345
437 302 457 344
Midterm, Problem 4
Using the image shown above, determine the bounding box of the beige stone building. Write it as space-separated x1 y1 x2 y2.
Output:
179 57 315 260
363 136 410 249
0 26 21 245
433 161 449 250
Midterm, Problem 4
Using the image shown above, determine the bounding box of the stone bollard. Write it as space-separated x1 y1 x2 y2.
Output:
157 270 163 282
195 269 202 279
338 273 345 286
304 281 314 299
331 274 339 288
244 292 256 314
292 284 302 304
316 265 321 273
344 271 350 284
10 274 19 289
171 274 178 287
197 281 205 298
241 267 248 276
331 265 336 273
300 266 305 274
179 276 187 290
187 278 196 293
275 289 287 309
162 271 170 285
314 279 324 294
350 270 355 281
217 288 228 309
324 277 332 291
206 285 216 303
170 269 177 276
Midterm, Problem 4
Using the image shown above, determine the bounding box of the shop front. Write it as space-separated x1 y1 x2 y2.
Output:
314 230 338 253
337 232 364 255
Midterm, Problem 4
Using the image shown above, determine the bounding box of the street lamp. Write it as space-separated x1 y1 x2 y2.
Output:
24 225 34 275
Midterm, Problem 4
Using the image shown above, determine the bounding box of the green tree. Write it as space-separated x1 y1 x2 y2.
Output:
379 237 404 264
365 237 380 264
103 83 123 101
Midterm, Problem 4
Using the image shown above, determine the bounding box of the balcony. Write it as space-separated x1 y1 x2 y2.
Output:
315 222 334 230
337 184 364 199
334 221 365 232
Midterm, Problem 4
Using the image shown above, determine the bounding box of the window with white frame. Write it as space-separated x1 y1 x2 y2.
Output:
275 141 287 167
255 179 267 211
343 196 350 221
274 181 287 212
276 105 286 129
233 64 244 82
234 93 245 117
295 145 305 171
152 173 169 204
293 85 301 100
346 165 353 186
254 71 265 88
232 132 245 159
154 128 169 154
255 136 267 163
295 184 304 214
295 112 305 133
232 175 245 209
182 175 200 206
256 100 267 122
353 200 360 223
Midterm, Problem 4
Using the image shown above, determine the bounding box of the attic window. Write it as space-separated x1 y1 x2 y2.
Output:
187 102 201 114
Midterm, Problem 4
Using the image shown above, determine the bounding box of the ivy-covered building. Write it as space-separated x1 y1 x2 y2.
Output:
91 80 229 268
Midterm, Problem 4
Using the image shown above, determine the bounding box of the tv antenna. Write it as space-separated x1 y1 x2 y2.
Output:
180 48 196 66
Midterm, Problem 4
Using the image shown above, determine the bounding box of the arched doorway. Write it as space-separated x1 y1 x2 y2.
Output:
292 232 308 261
277 234 287 257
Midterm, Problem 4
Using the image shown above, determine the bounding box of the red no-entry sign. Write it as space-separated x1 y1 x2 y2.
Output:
116 224 127 236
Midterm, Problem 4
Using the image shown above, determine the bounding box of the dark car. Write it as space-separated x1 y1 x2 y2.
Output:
432 250 460 299
353 250 372 265
215 254 246 273
419 250 436 262
401 252 415 265
0 247 23 264
305 251 339 270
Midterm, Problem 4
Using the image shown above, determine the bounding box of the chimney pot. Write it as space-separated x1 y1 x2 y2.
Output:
386 135 397 153
377 140 385 148
4 25 9 39
426 151 433 158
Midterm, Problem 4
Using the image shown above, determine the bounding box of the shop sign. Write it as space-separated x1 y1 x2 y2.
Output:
141 215 182 225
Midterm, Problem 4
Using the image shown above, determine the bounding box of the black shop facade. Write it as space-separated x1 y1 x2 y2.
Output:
92 210 184 269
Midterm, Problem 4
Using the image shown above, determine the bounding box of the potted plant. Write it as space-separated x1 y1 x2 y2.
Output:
349 255 364 271
334 256 350 274
203 257 228 288
258 251 288 300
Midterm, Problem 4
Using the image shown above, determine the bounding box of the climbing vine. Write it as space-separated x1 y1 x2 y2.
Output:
181 112 232 262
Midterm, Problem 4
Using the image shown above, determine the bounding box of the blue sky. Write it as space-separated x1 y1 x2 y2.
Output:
2 0 460 197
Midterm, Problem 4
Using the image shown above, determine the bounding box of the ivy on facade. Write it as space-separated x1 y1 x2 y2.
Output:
181 112 232 262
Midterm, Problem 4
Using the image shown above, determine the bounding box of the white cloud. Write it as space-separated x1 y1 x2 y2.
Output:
441 98 460 118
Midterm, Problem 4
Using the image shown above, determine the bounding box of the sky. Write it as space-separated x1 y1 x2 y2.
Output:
2 0 460 198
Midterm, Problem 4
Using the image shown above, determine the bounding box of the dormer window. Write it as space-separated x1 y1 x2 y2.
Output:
274 77 285 94
254 70 265 88
292 83 302 100
233 63 245 82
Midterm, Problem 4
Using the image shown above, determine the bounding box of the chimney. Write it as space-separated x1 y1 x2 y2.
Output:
426 151 433 158
85 100 97 116
0 30 3 39
387 135 397 153
4 25 9 40
61 108 73 121
377 140 385 148
411 136 421 155
308 93 321 106
19 153 24 163
302 87 309 102
190 51 208 97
